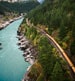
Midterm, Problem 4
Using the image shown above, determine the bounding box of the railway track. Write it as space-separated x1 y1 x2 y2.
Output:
36 27 75 79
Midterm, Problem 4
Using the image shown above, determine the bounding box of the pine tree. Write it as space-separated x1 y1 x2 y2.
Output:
51 62 64 81
59 20 67 40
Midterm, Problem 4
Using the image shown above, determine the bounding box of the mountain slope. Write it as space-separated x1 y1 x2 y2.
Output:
27 0 75 58
19 0 75 81
0 1 39 14
0 3 10 15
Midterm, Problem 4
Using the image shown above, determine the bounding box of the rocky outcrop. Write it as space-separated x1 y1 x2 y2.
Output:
17 33 37 64
17 28 38 81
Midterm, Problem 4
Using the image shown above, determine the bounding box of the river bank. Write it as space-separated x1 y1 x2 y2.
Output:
0 16 23 30
17 29 38 81
17 32 37 64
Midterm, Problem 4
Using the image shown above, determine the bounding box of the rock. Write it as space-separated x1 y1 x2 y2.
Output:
0 27 4 30
23 52 30 57
23 71 30 81
18 36 24 40
19 44 29 51
17 42 21 45
17 32 37 81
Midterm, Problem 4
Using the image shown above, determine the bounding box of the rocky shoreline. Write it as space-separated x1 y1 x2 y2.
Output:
0 16 23 30
17 29 38 81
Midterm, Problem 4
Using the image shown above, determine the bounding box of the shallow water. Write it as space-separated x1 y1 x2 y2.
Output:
0 18 29 81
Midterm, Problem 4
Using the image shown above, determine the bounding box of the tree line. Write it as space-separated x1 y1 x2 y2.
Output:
0 1 39 15
27 0 75 56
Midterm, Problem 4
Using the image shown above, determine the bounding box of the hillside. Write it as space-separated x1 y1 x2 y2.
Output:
19 0 75 81
0 3 10 15
0 0 39 25
0 1 39 14
28 0 75 60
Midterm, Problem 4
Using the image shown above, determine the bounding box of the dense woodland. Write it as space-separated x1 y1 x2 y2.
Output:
20 23 72 81
19 0 75 81
0 1 39 15
0 3 10 15
27 0 75 59
0 0 75 80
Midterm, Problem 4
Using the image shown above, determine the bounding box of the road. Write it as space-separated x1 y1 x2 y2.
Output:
36 27 75 76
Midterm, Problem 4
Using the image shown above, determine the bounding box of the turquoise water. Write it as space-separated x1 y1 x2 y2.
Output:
0 18 29 81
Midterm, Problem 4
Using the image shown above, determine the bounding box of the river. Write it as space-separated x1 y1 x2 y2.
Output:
0 18 29 81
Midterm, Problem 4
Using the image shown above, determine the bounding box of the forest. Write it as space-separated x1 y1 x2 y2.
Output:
0 1 39 15
19 0 75 81
27 0 75 61
20 22 72 81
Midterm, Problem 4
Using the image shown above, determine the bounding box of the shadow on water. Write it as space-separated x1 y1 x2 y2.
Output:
0 43 2 50
0 43 2 45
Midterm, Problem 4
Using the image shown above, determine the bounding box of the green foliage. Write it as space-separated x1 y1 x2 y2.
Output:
25 26 37 40
38 37 57 79
72 21 75 40
36 73 44 81
20 0 75 79
0 3 10 15
28 0 75 56
51 62 64 81
0 1 39 14
59 20 68 40
21 23 72 81
70 40 75 55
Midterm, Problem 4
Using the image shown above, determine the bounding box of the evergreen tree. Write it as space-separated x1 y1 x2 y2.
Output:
70 40 75 55
59 20 67 40
38 37 56 79
51 62 64 81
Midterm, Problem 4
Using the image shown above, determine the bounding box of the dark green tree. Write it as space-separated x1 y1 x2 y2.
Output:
51 62 64 81
59 20 67 40
38 37 56 80
70 40 75 55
